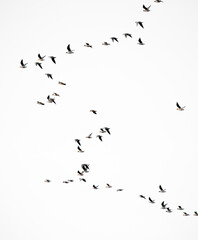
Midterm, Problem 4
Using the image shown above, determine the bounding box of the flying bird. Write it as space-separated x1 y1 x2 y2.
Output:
138 38 144 45
80 178 86 182
161 201 167 209
139 195 146 199
117 189 123 191
104 127 111 135
84 43 92 48
177 206 184 210
77 146 84 153
66 44 74 54
100 128 106 133
37 101 45 105
123 33 132 38
154 0 163 2
102 42 110 46
106 184 112 188
159 185 166 193
45 73 53 79
143 5 151 12
20 59 28 68
86 133 92 139
90 110 97 114
176 102 185 111
58 81 66 85
111 37 119 42
166 208 172 213
35 62 43 69
194 212 198 216
93 185 99 189
44 179 51 183
75 139 81 146
49 56 56 64
47 95 56 104
63 181 69 184
52 93 60 97
81 164 89 172
96 135 103 141
77 171 84 176
135 21 144 29
38 54 46 61
183 212 190 216
148 197 155 204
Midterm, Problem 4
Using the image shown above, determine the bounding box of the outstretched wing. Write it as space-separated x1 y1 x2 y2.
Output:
67 44 71 51
138 38 143 44
38 53 42 59
176 102 181 108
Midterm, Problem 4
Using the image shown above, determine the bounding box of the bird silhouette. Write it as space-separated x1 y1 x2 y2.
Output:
20 59 28 68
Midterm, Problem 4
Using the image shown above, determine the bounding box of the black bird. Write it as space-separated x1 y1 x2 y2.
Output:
135 21 144 29
159 185 166 193
111 37 119 42
100 128 106 133
77 171 84 176
44 179 51 183
143 5 151 12
52 93 60 97
166 208 172 213
20 59 28 68
47 95 56 104
75 139 81 146
194 212 198 216
104 127 111 135
117 189 123 191
58 81 66 85
106 184 112 188
45 73 53 79
84 43 92 48
139 195 146 199
35 62 43 69
66 44 74 54
37 101 45 105
138 38 144 45
90 110 97 114
102 42 110 46
86 133 92 139
49 56 56 64
183 212 190 216
93 185 99 189
123 33 132 38
161 201 167 209
38 54 46 61
97 135 103 141
63 181 69 184
81 164 89 172
77 146 84 153
80 178 86 182
176 102 185 111
148 197 155 204
154 0 163 2
177 206 184 210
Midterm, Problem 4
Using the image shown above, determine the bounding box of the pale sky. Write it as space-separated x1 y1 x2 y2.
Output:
1 0 198 239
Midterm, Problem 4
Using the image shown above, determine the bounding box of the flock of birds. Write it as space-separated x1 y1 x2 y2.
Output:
20 1 196 217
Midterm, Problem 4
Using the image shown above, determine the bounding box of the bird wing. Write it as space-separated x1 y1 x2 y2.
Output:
52 57 56 64
176 102 181 108
38 53 41 59
47 95 50 100
67 44 71 51
143 5 147 10
139 38 143 44
21 59 24 66
139 22 144 28
159 185 163 191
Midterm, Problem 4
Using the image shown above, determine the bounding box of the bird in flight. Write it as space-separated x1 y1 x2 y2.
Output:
154 0 163 2
143 5 151 12
47 95 56 104
104 127 111 135
77 146 84 153
52 93 60 97
90 110 97 114
37 101 45 105
183 212 190 216
100 128 106 133
96 135 103 141
138 38 145 45
20 59 28 68
139 195 146 199
38 54 46 61
161 201 167 209
135 21 144 29
81 164 89 172
77 171 84 176
35 62 43 69
86 133 92 139
84 43 92 48
176 102 185 111
63 181 69 184
44 179 51 183
75 139 81 146
177 206 184 210
66 44 74 54
166 208 172 213
106 184 112 188
102 42 110 46
123 33 132 38
93 185 99 189
148 197 155 204
45 73 53 79
80 178 86 182
159 185 166 193
117 189 123 192
49 56 56 64
111 37 119 42
58 81 66 85
194 212 198 216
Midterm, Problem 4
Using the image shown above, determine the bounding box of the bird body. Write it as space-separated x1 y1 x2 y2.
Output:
111 37 118 42
52 93 60 97
123 33 132 38
117 189 123 191
44 179 51 182
106 184 112 188
58 81 66 85
90 110 97 114
80 178 86 182
136 21 144 28
102 42 110 46
177 206 184 210
93 185 99 189
45 73 53 79
37 101 45 105
139 195 146 199
35 62 43 69
176 102 185 111
84 43 92 48
96 135 103 141
183 212 190 216
49 56 56 64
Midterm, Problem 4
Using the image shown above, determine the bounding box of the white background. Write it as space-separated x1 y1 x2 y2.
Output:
1 0 198 239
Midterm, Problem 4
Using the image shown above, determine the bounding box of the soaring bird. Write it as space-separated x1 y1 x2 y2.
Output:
35 62 43 69
96 135 103 141
143 5 151 12
63 181 69 184
159 185 166 193
138 38 144 45
166 208 172 213
66 44 74 54
148 197 155 204
135 21 144 29
86 133 92 139
47 95 56 104
80 178 86 182
49 56 56 64
84 43 92 48
20 59 28 68
183 212 190 216
139 195 146 199
194 212 198 216
44 179 51 183
90 110 97 114
161 201 167 209
111 37 119 42
37 101 45 105
81 164 89 172
45 73 53 79
77 146 84 153
77 171 84 176
117 189 123 191
75 139 81 146
58 81 66 85
52 93 60 97
123 33 132 38
104 127 111 135
38 54 46 61
177 206 184 210
176 102 185 111
93 185 99 189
